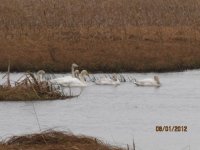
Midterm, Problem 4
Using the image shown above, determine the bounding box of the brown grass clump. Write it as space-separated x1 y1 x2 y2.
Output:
0 72 68 101
0 84 64 101
1 0 200 72
0 131 124 150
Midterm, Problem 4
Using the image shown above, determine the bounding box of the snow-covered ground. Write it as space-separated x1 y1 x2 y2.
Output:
0 71 199 150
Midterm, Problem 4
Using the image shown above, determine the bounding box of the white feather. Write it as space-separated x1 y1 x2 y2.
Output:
134 76 161 87
95 75 120 86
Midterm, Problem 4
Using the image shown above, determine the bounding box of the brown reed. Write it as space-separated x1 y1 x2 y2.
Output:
1 0 200 72
0 72 68 101
0 131 124 150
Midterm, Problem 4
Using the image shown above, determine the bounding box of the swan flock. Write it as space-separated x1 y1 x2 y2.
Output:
36 63 161 89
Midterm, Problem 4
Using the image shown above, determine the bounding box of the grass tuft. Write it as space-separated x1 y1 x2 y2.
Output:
0 131 124 150
0 72 69 101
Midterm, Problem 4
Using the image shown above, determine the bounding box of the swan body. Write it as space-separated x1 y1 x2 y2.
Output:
50 70 89 87
134 76 161 87
51 76 86 87
95 74 120 85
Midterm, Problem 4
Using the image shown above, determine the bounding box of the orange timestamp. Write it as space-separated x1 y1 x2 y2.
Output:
156 126 187 132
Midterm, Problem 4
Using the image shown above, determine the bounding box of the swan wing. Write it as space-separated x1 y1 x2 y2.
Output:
134 78 159 86
139 78 155 82
95 77 112 85
50 76 77 84
95 77 120 85
51 76 87 87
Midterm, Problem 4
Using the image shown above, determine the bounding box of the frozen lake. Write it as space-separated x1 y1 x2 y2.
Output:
0 70 199 150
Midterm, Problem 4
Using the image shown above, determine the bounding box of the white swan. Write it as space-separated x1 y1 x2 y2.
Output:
95 74 120 86
49 63 78 83
50 70 89 87
133 76 161 87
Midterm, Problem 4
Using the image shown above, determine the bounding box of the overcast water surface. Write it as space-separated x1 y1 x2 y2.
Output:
0 71 199 150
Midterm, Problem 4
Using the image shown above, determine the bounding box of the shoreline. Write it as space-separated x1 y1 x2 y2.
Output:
0 67 199 74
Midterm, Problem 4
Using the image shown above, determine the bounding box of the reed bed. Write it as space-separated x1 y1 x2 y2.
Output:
1 0 200 72
0 131 124 150
0 72 69 101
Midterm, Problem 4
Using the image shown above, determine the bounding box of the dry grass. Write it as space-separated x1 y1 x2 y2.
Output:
1 0 200 72
0 72 68 101
0 131 124 150
0 84 66 101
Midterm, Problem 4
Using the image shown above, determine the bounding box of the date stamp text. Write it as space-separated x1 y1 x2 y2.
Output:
156 126 187 132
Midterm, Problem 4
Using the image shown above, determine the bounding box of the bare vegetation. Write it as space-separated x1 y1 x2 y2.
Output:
0 131 124 150
0 72 68 101
1 0 200 72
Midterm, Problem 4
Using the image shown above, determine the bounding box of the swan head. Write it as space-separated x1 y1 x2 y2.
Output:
79 70 89 82
154 76 160 84
80 70 89 77
72 63 79 68
37 70 45 76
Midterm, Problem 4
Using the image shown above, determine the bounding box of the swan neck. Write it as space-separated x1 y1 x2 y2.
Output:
155 78 160 84
71 66 75 77
37 74 43 82
79 74 86 82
